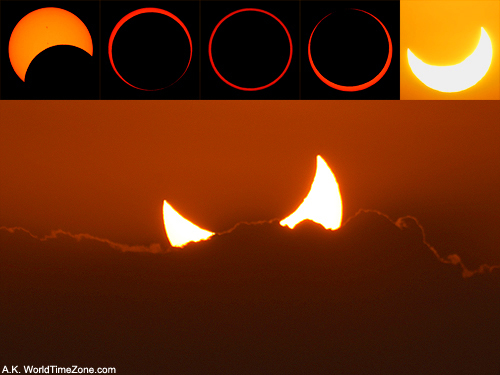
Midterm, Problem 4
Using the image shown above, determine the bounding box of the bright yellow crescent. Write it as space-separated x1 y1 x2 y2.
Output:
163 200 214 248
280 155 342 230
9 7 93 82
407 27 492 93
164 155 342 246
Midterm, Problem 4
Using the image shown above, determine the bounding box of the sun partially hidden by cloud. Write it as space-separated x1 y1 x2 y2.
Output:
163 200 214 248
280 155 342 230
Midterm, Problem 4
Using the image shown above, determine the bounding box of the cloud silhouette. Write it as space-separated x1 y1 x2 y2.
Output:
1 226 163 253
1 211 499 375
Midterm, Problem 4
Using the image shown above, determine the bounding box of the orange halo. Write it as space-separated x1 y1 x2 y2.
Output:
108 8 192 91
9 7 93 82
308 9 392 92
208 8 293 91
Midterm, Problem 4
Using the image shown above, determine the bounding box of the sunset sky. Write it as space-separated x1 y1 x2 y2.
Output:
1 100 499 266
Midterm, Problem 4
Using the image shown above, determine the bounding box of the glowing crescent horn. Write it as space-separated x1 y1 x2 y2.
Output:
280 155 343 230
163 200 214 248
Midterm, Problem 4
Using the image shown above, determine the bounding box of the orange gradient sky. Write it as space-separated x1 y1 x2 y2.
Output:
400 0 499 99
0 100 499 268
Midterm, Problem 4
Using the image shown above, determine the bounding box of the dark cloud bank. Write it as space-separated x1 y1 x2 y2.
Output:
1 210 499 375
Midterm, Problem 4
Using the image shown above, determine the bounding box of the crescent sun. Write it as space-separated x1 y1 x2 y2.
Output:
208 8 293 91
108 8 192 91
308 9 392 92
407 27 493 93
9 7 93 82
280 155 343 230
163 200 214 248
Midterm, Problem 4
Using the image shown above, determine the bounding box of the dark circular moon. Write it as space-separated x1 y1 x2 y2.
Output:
108 8 192 91
208 8 292 91
308 9 392 91
24 45 95 99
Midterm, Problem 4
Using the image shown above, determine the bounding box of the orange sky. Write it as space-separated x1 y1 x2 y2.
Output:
0 100 499 267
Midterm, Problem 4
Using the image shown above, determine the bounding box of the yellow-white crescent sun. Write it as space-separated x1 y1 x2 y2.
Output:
280 155 342 230
407 27 493 93
163 200 214 248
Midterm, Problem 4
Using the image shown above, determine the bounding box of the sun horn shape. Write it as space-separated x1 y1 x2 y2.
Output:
163 200 214 248
407 27 492 93
280 155 343 230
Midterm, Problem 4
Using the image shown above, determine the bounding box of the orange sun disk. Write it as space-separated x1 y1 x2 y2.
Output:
9 7 93 82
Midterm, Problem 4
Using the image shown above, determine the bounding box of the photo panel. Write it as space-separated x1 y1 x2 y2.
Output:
400 0 499 100
101 0 199 99
201 1 299 100
301 0 400 100
1 1 99 99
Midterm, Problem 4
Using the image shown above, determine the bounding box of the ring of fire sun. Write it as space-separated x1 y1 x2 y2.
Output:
308 9 393 92
108 7 193 91
208 8 293 91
